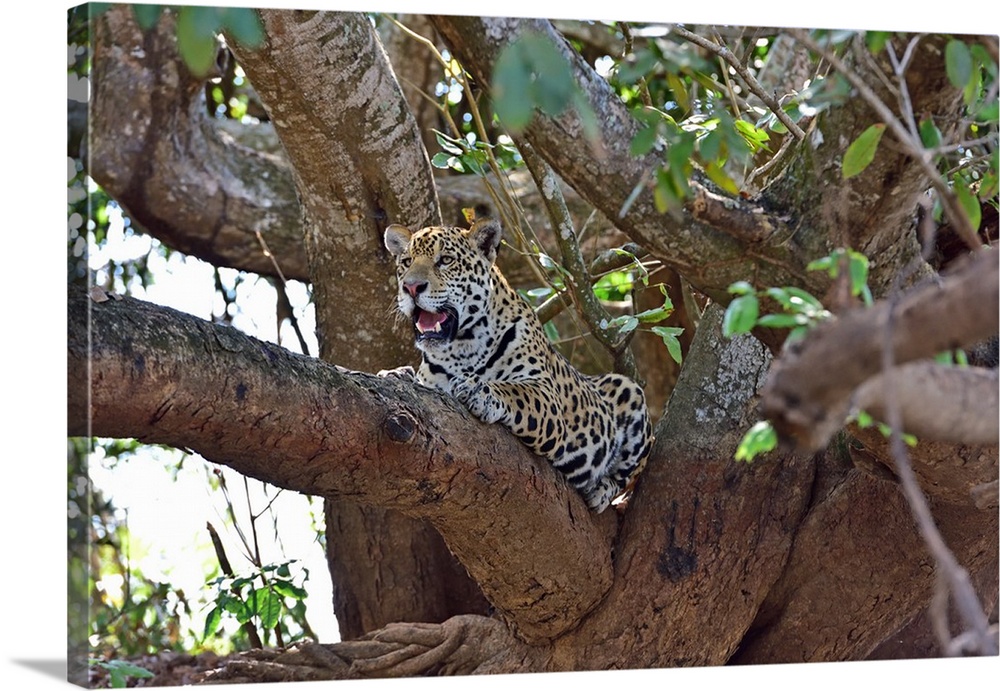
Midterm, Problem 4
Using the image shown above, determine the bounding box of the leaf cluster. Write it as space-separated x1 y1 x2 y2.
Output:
203 560 311 647
491 32 600 141
90 4 265 76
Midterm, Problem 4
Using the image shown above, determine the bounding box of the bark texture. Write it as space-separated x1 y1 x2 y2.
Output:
70 287 614 644
70 289 999 671
224 8 491 640
89 9 305 280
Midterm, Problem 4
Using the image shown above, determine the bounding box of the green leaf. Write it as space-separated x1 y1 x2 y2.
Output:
493 33 586 134
865 31 891 53
842 124 885 178
219 8 264 49
847 252 870 297
635 304 673 323
734 119 770 150
176 6 221 77
979 171 999 201
735 421 777 462
727 280 754 296
608 314 639 335
784 287 825 312
954 182 982 231
651 326 684 364
666 72 690 113
806 255 835 274
918 118 942 149
256 588 283 630
699 127 724 163
764 286 792 309
631 125 660 157
704 161 741 195
945 39 973 89
131 4 163 31
756 313 808 329
203 606 222 638
222 594 251 623
974 99 1000 122
722 294 759 337
272 580 308 600
493 43 534 131
431 152 456 170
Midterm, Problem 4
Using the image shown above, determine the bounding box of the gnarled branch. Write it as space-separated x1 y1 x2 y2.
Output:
760 247 999 452
67 287 614 643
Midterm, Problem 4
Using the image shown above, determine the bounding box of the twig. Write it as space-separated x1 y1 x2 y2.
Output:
885 36 923 141
254 231 310 356
743 120 801 191
879 267 998 657
619 22 653 108
673 25 806 140
518 139 640 380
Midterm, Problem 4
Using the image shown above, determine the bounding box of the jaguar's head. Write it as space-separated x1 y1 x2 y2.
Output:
384 219 503 347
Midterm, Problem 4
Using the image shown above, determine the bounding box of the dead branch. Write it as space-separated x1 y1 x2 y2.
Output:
854 361 999 446
760 247 999 452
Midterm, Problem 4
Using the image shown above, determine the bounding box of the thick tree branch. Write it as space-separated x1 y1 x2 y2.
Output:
89 8 307 280
67 287 614 643
854 362 999 446
760 247 999 452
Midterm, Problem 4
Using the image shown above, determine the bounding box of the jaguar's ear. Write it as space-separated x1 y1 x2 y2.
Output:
466 218 503 264
384 224 412 257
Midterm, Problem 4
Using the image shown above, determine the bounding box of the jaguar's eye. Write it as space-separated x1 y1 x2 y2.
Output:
438 255 455 267
399 256 413 270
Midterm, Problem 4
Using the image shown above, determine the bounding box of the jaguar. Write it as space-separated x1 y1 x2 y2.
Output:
380 218 652 512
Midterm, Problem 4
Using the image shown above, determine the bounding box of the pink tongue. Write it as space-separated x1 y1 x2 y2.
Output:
417 310 447 332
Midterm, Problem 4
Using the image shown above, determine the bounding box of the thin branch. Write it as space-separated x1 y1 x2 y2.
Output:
886 36 923 141
673 25 806 140
880 281 998 657
518 139 640 380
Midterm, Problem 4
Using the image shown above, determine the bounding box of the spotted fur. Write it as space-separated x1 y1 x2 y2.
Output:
380 219 653 512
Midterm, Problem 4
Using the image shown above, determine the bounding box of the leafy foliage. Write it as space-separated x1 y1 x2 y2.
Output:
89 659 154 688
204 560 311 646
722 279 831 342
492 32 599 140
725 248 875 462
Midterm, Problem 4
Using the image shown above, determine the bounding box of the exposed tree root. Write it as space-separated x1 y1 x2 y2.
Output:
197 615 549 683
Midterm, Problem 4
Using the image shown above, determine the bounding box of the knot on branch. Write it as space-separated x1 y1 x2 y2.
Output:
384 410 417 443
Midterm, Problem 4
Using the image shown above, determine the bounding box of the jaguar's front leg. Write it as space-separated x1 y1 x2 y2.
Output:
453 377 508 424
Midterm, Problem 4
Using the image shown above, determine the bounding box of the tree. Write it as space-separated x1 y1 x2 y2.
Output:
69 4 998 683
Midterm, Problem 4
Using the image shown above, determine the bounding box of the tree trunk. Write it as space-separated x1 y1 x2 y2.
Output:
71 285 998 672
224 8 490 640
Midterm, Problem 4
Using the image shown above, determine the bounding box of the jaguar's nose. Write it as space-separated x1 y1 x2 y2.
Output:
403 280 427 297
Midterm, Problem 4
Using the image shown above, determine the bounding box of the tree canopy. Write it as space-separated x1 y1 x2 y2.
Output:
64 2 997 686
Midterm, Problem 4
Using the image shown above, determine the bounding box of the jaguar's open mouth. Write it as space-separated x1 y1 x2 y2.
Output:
413 306 458 342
